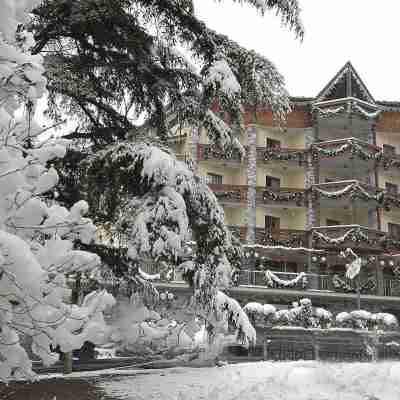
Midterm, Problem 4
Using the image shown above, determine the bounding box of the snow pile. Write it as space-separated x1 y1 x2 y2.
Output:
204 57 241 98
0 5 115 382
96 361 400 400
109 295 197 356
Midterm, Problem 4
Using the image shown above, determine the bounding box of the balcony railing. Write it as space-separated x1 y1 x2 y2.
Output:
384 279 400 297
255 228 309 247
198 144 242 163
260 146 307 165
257 186 307 207
234 270 330 290
209 184 247 204
313 137 381 160
311 225 386 251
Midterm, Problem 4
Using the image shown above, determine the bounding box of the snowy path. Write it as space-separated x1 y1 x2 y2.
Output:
95 361 400 400
3 361 400 399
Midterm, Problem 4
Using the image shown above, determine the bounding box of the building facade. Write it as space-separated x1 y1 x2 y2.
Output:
171 62 400 307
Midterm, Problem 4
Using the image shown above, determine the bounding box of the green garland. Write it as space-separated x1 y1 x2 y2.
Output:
264 149 306 163
214 190 242 201
203 145 242 161
332 274 376 294
263 190 305 205
312 105 347 119
312 139 382 162
313 228 400 251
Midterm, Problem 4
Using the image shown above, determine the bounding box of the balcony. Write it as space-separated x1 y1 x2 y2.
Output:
314 138 380 178
311 225 386 252
312 180 378 208
209 184 247 204
198 144 242 163
255 228 309 248
257 187 307 207
236 270 329 291
259 146 307 165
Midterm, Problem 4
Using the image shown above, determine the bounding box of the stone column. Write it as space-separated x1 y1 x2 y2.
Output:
375 260 385 296
368 208 378 230
305 124 320 288
246 125 257 245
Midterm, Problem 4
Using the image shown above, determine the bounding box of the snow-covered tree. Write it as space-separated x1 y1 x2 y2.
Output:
21 0 304 354
28 0 303 145
0 1 115 382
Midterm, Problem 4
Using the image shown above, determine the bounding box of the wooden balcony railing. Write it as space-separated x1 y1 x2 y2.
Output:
384 279 400 297
260 147 307 165
209 184 247 203
255 228 309 247
311 225 386 251
257 186 307 206
312 180 377 202
312 137 381 160
198 143 242 162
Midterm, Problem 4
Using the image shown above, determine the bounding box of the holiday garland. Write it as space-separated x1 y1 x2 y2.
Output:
332 274 376 294
312 105 346 118
263 189 305 205
313 228 400 251
312 139 383 162
203 145 242 161
262 138 400 172
351 103 381 120
312 102 380 121
264 149 306 163
264 270 306 288
312 227 370 245
214 190 242 201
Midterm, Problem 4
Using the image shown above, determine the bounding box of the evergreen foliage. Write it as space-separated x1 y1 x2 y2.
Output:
29 0 303 145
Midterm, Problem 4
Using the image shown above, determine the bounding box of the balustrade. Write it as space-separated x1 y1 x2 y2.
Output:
257 186 307 206
255 228 309 247
209 184 247 203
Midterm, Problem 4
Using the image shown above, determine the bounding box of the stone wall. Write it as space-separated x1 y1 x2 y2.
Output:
376 111 400 133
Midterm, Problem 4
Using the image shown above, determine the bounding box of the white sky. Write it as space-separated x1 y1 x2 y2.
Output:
195 0 400 101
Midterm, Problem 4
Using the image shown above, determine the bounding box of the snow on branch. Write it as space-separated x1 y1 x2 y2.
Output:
0 9 115 381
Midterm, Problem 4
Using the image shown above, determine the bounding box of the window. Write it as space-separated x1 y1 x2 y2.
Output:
265 215 280 232
265 176 280 190
266 138 281 149
326 219 340 226
388 223 400 239
383 144 396 156
206 173 223 185
385 182 398 196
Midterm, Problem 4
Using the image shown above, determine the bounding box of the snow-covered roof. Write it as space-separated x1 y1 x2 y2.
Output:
315 61 375 104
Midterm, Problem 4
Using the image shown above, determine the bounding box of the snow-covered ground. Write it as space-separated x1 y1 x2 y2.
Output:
81 361 400 400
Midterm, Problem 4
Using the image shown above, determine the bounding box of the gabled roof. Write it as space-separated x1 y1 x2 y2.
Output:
315 61 375 104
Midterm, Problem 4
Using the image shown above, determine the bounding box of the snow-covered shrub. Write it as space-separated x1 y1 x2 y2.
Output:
0 3 115 381
110 294 199 358
313 307 333 329
334 310 398 331
268 299 332 329
371 313 399 331
243 302 276 326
